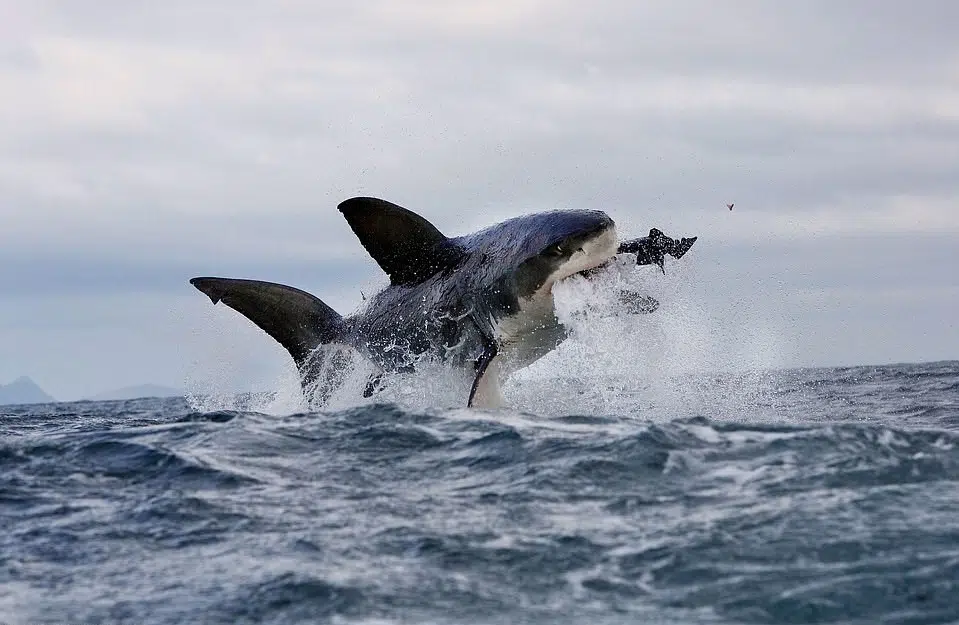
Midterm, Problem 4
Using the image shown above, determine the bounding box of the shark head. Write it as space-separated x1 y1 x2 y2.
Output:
507 210 618 298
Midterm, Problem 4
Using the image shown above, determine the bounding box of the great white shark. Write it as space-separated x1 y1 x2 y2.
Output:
190 197 696 408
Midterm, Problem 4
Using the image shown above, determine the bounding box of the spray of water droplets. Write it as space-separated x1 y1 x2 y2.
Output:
186 258 795 419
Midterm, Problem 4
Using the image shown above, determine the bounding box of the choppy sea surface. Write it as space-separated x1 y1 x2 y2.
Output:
1 359 958 624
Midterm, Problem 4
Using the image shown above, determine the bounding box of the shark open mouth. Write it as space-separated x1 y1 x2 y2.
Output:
549 226 619 285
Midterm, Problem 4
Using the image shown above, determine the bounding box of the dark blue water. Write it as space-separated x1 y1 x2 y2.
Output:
2 361 958 624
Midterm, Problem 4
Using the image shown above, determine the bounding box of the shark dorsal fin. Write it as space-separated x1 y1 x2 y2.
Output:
338 197 463 285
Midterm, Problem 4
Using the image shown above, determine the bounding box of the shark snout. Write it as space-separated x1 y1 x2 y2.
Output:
579 212 614 236
570 213 616 249
555 224 619 281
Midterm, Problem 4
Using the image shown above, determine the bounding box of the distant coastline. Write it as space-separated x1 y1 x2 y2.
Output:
86 384 185 402
0 376 56 405
0 378 185 407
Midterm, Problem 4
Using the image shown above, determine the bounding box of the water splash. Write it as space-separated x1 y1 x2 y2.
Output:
508 259 794 420
185 260 795 418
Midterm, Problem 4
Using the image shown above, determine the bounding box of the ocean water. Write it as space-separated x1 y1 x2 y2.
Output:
3 263 958 625
1 360 958 625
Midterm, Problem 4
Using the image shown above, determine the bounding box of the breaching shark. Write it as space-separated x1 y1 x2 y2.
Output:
190 197 696 408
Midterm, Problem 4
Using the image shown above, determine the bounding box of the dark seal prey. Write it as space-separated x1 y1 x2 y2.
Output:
191 197 697 407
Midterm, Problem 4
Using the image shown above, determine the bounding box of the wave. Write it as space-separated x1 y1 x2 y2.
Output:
3 362 959 624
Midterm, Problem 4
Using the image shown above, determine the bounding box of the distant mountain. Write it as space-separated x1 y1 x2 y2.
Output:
0 377 56 405
89 384 185 401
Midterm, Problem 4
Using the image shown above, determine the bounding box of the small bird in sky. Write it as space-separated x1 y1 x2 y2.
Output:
727 203 734 211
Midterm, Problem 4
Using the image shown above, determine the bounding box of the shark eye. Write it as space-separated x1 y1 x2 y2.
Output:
545 243 565 257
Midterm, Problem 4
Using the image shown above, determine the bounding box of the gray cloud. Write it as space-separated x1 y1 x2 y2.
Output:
1 0 957 398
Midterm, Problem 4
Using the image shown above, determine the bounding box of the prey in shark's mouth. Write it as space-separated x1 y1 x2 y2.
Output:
190 198 697 408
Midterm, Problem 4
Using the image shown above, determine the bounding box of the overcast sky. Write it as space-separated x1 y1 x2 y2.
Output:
2 1 957 400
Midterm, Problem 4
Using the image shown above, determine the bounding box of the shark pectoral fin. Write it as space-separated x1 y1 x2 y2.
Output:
468 338 500 408
337 197 465 285
189 277 344 378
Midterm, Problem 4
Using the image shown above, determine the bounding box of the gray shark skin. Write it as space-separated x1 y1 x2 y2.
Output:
191 197 696 408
